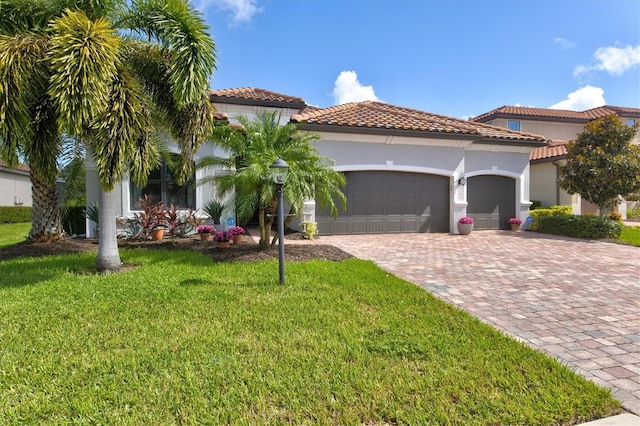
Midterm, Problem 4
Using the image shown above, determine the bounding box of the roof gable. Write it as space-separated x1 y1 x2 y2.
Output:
473 105 640 123
209 87 306 110
292 101 547 145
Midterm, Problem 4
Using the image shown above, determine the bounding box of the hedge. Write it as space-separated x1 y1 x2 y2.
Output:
528 205 572 231
61 206 86 235
0 206 32 223
536 214 622 239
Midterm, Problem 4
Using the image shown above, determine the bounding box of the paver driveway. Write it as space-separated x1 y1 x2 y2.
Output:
311 230 640 415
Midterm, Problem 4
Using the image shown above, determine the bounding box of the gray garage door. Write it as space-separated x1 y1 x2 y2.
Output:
317 171 449 235
467 175 515 230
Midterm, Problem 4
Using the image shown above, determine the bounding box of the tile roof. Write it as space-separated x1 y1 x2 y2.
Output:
530 140 568 161
209 87 306 109
291 101 547 144
473 105 640 123
0 158 29 173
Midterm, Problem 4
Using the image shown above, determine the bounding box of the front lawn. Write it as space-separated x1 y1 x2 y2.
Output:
0 222 30 248
0 245 621 424
619 224 640 247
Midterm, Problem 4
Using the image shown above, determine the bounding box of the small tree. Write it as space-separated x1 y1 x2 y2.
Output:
199 111 346 249
559 114 640 215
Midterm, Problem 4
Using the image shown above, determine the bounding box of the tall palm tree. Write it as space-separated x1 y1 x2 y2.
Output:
199 111 346 248
0 0 216 271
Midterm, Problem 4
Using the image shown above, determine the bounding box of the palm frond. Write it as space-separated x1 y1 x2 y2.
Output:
120 0 216 107
48 8 121 137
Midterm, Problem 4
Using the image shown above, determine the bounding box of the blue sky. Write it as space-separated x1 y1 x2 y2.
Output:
196 0 640 119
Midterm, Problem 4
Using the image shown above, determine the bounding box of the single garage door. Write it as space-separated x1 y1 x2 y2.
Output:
467 175 515 230
317 171 449 235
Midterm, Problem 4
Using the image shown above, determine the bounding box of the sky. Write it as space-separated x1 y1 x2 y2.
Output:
195 0 640 119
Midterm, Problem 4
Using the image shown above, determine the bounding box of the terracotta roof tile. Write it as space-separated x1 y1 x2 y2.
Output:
0 158 29 173
473 105 640 123
530 140 568 161
292 101 547 144
209 87 306 107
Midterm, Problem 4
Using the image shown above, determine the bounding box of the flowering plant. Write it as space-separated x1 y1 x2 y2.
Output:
213 230 231 242
197 224 216 234
508 217 522 225
458 216 474 224
228 226 246 236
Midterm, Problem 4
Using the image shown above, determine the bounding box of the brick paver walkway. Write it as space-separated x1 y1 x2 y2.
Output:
297 231 640 415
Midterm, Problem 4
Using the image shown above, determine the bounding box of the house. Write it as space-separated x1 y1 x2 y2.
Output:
0 157 31 207
472 105 640 217
86 88 548 236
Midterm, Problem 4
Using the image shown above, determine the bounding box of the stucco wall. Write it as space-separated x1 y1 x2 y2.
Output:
530 162 558 206
0 170 32 207
491 118 583 141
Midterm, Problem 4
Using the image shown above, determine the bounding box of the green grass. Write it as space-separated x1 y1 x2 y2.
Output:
0 222 30 248
619 224 640 247
0 242 622 424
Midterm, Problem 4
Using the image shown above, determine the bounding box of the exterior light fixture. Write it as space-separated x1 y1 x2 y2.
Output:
457 173 467 186
270 157 289 284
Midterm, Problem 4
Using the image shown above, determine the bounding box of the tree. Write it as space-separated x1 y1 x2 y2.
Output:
559 114 640 215
199 111 346 249
0 0 217 271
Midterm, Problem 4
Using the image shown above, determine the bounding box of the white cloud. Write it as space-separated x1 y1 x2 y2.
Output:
549 85 606 111
198 0 262 25
554 37 575 49
332 71 379 105
574 44 640 76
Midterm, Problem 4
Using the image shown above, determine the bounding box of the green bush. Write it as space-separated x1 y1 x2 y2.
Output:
61 206 86 235
0 206 32 223
627 206 640 219
536 215 622 239
528 205 572 230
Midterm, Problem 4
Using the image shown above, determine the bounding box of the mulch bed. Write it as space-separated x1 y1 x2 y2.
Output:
0 231 353 263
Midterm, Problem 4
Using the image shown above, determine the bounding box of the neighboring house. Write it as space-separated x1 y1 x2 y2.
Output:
0 158 31 207
86 88 548 236
472 105 640 217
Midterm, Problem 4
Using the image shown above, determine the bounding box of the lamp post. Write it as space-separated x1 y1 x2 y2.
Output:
270 158 289 284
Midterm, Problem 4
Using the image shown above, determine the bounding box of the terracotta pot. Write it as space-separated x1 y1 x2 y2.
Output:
200 232 213 241
232 235 243 245
217 241 230 249
510 223 521 231
151 228 164 241
457 222 473 235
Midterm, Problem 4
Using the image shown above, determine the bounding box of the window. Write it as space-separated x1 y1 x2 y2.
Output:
130 160 196 210
628 119 636 127
507 120 521 131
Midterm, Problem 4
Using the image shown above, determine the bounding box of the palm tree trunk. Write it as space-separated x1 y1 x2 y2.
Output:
28 171 64 242
96 188 122 272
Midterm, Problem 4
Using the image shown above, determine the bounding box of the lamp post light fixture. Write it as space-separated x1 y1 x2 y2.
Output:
270 157 289 284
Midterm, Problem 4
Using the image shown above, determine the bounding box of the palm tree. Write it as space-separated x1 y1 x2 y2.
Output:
0 0 216 271
199 111 346 248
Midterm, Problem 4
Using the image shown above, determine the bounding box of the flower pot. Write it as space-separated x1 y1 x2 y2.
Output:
510 223 521 231
457 222 473 235
151 228 164 241
217 241 230 249
200 232 213 241
232 235 243 245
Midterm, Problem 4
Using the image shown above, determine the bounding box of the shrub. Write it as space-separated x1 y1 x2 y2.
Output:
528 205 572 231
536 215 622 239
0 206 32 223
203 200 225 224
627 206 640 219
61 206 86 235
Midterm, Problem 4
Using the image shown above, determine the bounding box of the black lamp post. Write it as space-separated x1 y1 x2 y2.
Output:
270 158 289 284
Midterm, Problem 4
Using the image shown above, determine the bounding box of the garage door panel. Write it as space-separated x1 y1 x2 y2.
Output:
317 171 449 235
467 175 515 230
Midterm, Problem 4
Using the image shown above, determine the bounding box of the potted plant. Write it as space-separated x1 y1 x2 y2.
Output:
213 230 232 248
228 226 246 244
457 216 474 235
197 224 216 241
508 217 522 231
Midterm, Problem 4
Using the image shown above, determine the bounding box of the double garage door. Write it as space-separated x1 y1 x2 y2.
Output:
317 171 450 235
316 171 517 235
